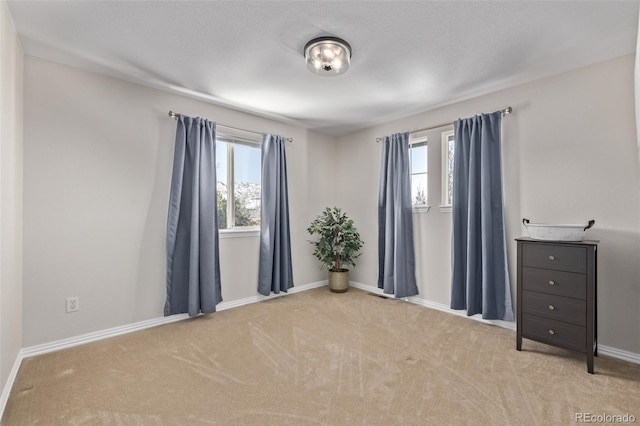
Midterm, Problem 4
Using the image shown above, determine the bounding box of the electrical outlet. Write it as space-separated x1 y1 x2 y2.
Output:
66 297 79 313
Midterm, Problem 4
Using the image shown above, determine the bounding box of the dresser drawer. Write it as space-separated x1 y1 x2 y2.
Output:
522 291 586 326
521 267 586 299
522 314 586 352
522 243 587 273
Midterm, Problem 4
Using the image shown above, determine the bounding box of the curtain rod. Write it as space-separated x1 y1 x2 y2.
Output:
375 106 513 143
168 111 293 143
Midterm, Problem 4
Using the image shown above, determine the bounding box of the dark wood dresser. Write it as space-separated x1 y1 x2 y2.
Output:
516 237 598 373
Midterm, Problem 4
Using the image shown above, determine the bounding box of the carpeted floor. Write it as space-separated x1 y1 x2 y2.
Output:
2 287 639 425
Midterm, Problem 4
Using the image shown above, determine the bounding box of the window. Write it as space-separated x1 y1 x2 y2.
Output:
216 131 261 231
409 134 428 210
441 129 455 210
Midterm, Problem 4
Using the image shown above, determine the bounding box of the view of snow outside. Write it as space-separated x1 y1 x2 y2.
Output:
216 141 261 228
411 143 427 206
445 136 455 206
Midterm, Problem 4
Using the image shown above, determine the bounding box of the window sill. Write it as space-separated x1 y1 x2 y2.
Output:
439 205 452 213
219 228 260 239
412 205 431 214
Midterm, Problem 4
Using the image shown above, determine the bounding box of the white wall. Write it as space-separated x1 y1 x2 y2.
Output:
0 0 23 392
22 56 338 346
337 54 640 355
20 49 640 356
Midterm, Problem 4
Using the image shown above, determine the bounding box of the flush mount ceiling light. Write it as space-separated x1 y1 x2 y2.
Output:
304 36 352 77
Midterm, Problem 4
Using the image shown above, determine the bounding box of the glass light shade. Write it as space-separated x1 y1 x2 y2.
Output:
304 37 351 76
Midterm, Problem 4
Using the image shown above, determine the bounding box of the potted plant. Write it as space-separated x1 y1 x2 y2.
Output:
307 207 364 293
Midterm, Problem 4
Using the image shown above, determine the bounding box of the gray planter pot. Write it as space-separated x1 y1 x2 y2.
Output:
328 269 349 293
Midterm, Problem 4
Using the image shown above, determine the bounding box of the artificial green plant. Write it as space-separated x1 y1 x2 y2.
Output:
307 207 364 272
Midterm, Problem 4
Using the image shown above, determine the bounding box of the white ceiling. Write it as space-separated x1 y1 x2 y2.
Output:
7 0 640 136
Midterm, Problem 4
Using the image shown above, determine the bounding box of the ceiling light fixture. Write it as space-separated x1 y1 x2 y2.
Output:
304 36 352 77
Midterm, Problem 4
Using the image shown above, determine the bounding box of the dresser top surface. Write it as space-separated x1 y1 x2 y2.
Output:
516 237 599 246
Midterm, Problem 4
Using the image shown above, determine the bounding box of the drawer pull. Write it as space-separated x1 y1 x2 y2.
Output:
548 255 556 261
548 304 555 311
548 329 556 335
548 280 556 286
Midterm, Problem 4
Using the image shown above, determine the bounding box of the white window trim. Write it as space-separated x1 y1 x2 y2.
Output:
413 205 431 214
217 130 262 231
219 228 260 238
409 133 430 213
440 129 455 213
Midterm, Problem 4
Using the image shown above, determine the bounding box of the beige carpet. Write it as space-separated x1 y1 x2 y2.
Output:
2 287 639 425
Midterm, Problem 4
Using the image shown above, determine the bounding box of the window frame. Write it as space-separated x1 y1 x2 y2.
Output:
216 130 262 237
440 129 455 213
408 133 430 213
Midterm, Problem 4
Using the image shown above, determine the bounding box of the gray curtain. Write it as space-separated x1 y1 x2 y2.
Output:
258 133 294 295
450 111 513 321
165 114 222 316
378 132 419 298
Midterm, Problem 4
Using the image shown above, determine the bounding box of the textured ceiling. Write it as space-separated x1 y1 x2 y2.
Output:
7 0 640 136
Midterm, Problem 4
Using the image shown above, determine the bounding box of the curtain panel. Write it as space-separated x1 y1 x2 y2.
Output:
258 133 294 295
165 114 222 316
450 111 513 321
378 132 419 298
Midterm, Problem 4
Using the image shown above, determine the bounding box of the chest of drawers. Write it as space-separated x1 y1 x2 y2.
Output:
516 238 598 373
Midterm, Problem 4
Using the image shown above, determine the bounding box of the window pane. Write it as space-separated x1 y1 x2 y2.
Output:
447 135 454 206
412 173 427 206
233 144 261 227
216 142 228 229
411 144 427 174
410 141 427 206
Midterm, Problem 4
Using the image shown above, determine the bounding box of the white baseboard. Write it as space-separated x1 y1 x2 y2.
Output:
597 345 640 364
21 314 190 359
350 281 515 330
349 281 639 364
21 280 327 359
0 349 24 420
2 280 328 421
